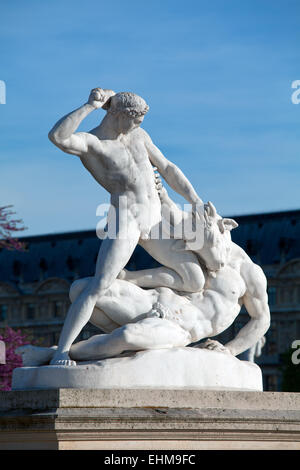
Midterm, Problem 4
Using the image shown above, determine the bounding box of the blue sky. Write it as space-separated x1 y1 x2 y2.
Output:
0 0 299 236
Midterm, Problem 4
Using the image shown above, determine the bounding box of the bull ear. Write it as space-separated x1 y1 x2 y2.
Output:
222 218 238 231
217 219 225 233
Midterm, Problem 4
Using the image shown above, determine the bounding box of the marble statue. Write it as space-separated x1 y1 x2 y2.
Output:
13 87 271 391
18 194 270 365
47 88 204 366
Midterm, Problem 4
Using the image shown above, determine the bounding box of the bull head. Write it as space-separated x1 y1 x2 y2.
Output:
198 201 238 272
204 201 238 233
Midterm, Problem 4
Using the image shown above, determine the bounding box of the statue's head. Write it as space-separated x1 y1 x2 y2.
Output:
187 202 238 273
103 92 149 133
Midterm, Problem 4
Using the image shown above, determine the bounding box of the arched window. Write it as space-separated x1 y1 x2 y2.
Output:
53 301 64 318
278 285 296 305
26 304 35 320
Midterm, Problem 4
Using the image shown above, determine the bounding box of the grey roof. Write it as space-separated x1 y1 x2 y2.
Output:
0 209 299 285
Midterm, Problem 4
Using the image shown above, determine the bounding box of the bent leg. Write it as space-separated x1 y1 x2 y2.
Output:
70 277 158 330
70 318 191 361
69 277 121 333
122 238 205 292
50 224 141 366
15 317 191 365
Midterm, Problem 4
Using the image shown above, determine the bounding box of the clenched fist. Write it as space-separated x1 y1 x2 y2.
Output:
88 88 115 109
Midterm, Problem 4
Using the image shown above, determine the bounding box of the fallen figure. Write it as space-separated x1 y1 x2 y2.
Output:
17 201 270 367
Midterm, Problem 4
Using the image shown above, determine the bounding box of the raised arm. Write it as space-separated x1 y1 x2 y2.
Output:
143 131 203 206
48 88 115 157
225 262 270 356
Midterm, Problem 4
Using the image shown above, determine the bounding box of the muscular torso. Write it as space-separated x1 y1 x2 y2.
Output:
156 256 247 342
80 127 162 235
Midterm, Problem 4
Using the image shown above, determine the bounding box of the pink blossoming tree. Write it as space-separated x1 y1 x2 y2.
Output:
0 205 27 389
0 327 33 391
0 205 26 251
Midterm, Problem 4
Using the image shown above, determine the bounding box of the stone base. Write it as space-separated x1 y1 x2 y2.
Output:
11 347 262 391
1 388 300 449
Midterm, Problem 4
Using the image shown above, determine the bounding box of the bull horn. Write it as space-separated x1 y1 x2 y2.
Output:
207 201 217 218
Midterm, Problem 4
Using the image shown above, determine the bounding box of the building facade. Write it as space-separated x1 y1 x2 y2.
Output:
0 209 299 391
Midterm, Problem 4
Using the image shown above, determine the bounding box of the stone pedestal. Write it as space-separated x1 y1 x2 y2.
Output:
11 347 263 391
1 389 300 450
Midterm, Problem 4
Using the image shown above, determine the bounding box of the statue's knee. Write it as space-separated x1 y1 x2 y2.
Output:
121 324 141 346
181 268 205 292
89 276 113 298
69 279 87 302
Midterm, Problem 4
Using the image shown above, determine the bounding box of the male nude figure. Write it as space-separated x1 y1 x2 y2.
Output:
68 240 270 360
65 207 270 360
48 88 204 365
19 209 270 366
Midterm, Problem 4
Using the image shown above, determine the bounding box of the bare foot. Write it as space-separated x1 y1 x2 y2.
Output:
50 351 77 366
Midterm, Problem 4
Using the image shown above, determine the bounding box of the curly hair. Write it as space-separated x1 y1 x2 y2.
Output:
104 92 149 118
